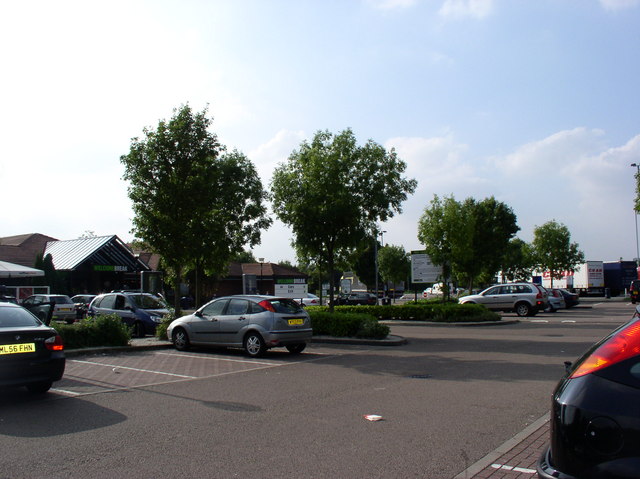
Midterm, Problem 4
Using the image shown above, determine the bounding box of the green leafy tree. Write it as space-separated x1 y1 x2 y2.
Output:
121 105 271 315
348 239 380 290
500 238 536 282
532 220 585 286
418 195 519 291
378 244 410 296
232 250 257 263
271 128 417 310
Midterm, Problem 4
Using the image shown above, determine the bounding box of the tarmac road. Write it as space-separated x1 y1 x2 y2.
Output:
0 300 633 479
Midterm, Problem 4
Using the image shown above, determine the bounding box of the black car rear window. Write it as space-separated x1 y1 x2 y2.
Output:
0 306 41 328
268 299 303 314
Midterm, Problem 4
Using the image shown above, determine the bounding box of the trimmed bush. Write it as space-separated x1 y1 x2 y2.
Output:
309 311 390 339
155 312 176 340
51 314 131 349
308 302 500 322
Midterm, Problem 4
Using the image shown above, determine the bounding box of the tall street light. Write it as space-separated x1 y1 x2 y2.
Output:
374 229 386 305
258 258 265 295
632 164 640 266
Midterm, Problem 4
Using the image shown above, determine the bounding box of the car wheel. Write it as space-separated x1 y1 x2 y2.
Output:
286 343 306 355
515 303 531 317
244 332 266 357
26 381 52 394
133 321 145 338
172 327 190 351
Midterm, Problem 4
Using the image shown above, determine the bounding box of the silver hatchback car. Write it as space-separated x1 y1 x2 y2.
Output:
167 295 313 357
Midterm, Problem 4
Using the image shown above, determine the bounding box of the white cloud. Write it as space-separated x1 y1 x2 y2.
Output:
599 0 640 11
494 128 606 175
249 130 306 186
438 0 494 19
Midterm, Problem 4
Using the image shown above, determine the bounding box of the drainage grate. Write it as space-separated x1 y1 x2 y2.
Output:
408 374 432 379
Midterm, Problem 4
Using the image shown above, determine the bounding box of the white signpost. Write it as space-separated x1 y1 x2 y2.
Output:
274 278 308 298
411 251 442 284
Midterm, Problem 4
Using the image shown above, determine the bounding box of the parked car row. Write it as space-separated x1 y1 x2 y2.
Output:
458 282 580 317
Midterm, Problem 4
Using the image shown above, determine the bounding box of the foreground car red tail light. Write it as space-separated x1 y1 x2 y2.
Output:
45 334 64 351
538 307 640 479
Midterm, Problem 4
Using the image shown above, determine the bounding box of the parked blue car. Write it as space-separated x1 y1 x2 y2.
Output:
87 292 170 337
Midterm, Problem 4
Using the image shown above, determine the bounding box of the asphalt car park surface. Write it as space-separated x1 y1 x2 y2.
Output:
0 299 634 479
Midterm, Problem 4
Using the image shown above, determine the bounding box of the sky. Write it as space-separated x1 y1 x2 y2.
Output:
2 0 640 265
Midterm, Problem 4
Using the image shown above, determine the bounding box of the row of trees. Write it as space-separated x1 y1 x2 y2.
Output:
417 195 584 293
120 105 416 313
120 104 583 314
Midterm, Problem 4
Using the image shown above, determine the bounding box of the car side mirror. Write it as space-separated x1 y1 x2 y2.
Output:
195 310 203 318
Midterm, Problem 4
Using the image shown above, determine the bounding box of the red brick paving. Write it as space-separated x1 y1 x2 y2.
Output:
468 420 548 478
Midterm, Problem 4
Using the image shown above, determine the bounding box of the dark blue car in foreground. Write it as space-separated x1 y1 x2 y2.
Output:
538 306 640 478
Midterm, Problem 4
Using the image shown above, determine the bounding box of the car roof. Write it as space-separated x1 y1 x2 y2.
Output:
0 301 21 308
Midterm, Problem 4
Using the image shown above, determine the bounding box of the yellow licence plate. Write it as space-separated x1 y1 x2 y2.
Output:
287 319 304 326
0 343 36 355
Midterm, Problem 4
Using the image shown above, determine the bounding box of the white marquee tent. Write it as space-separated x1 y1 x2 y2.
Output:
0 260 44 278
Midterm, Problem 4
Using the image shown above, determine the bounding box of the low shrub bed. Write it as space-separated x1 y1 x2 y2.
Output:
308 302 500 322
51 314 131 349
308 311 390 339
155 313 176 340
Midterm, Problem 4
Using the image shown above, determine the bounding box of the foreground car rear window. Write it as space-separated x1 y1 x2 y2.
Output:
0 307 42 328
268 299 303 314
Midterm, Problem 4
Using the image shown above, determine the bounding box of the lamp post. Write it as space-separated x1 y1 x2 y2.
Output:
258 258 264 294
374 229 386 305
632 164 640 265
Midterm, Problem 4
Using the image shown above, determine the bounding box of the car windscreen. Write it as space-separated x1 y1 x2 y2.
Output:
0 306 42 328
129 294 167 309
268 298 304 314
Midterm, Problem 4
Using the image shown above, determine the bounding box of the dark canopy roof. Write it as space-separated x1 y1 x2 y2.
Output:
44 235 150 272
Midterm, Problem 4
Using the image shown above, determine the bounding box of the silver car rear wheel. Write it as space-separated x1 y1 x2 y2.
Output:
244 333 265 357
515 303 531 317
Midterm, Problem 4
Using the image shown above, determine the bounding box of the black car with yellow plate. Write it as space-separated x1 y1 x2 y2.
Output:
0 302 65 393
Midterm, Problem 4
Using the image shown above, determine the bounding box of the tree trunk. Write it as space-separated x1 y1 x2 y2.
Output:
173 263 182 318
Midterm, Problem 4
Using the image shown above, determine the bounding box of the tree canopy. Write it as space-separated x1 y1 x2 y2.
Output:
378 244 410 287
270 128 417 309
532 220 584 285
417 195 519 291
120 105 271 313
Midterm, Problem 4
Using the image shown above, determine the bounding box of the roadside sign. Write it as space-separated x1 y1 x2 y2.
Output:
411 251 442 283
274 278 308 298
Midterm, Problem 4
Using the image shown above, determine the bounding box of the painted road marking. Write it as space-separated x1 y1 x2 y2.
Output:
153 351 278 366
491 463 536 474
69 359 198 378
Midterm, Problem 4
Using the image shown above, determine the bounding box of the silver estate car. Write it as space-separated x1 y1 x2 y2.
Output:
167 295 313 357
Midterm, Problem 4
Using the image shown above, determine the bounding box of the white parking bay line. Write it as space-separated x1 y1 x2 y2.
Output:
529 319 549 323
153 351 279 366
561 320 576 323
69 359 198 378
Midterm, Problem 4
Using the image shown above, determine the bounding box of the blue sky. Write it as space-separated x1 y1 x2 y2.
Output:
2 0 640 264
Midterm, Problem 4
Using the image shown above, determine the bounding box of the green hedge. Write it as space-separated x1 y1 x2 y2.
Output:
155 313 176 340
309 311 390 339
51 314 131 349
307 302 500 323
